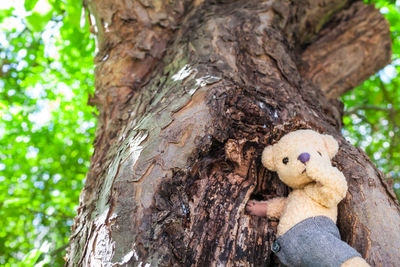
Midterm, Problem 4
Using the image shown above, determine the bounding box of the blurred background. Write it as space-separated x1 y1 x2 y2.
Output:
0 0 398 266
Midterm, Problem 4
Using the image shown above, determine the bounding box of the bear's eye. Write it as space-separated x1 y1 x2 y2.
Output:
318 151 322 156
282 157 289 164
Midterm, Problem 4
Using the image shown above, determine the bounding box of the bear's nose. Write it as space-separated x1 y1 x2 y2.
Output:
297 152 310 164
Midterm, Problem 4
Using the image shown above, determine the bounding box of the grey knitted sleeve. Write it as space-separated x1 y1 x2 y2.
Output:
272 216 362 267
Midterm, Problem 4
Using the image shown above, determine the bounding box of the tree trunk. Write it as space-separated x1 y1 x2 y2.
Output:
67 0 399 266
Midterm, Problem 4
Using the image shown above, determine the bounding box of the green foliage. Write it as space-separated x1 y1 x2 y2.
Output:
343 0 400 199
0 0 95 265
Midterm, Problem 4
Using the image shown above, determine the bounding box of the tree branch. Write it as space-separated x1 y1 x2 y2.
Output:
284 0 352 45
343 105 396 116
300 2 391 99
379 79 399 159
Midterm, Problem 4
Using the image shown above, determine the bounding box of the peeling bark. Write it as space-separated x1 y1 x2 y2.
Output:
67 1 399 266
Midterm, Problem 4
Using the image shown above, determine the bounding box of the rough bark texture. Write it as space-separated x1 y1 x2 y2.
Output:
67 0 399 266
301 2 392 99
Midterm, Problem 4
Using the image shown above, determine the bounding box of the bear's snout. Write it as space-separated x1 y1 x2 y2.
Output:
297 152 310 164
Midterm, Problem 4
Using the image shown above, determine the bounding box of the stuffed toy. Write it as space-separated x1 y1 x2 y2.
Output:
246 129 369 267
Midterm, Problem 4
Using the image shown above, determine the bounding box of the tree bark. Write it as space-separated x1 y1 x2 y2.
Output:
67 0 399 266
300 2 392 99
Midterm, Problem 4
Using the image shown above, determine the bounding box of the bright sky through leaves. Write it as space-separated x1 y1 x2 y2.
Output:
342 1 400 200
0 0 95 265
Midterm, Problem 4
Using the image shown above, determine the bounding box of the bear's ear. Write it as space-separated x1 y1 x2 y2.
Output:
323 134 339 159
262 145 276 171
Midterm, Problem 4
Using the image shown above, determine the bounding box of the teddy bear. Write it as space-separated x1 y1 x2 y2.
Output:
246 129 369 267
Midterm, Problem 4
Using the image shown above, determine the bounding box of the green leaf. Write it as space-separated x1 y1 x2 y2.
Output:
22 249 42 266
0 8 14 24
25 11 52 32
24 0 40 11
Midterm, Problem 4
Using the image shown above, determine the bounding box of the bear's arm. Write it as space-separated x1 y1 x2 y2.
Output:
246 197 288 219
305 157 348 208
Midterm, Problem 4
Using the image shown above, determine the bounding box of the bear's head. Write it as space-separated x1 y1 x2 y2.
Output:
261 129 338 189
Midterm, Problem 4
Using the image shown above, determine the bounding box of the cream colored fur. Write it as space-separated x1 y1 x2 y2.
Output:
341 256 370 267
246 130 369 267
